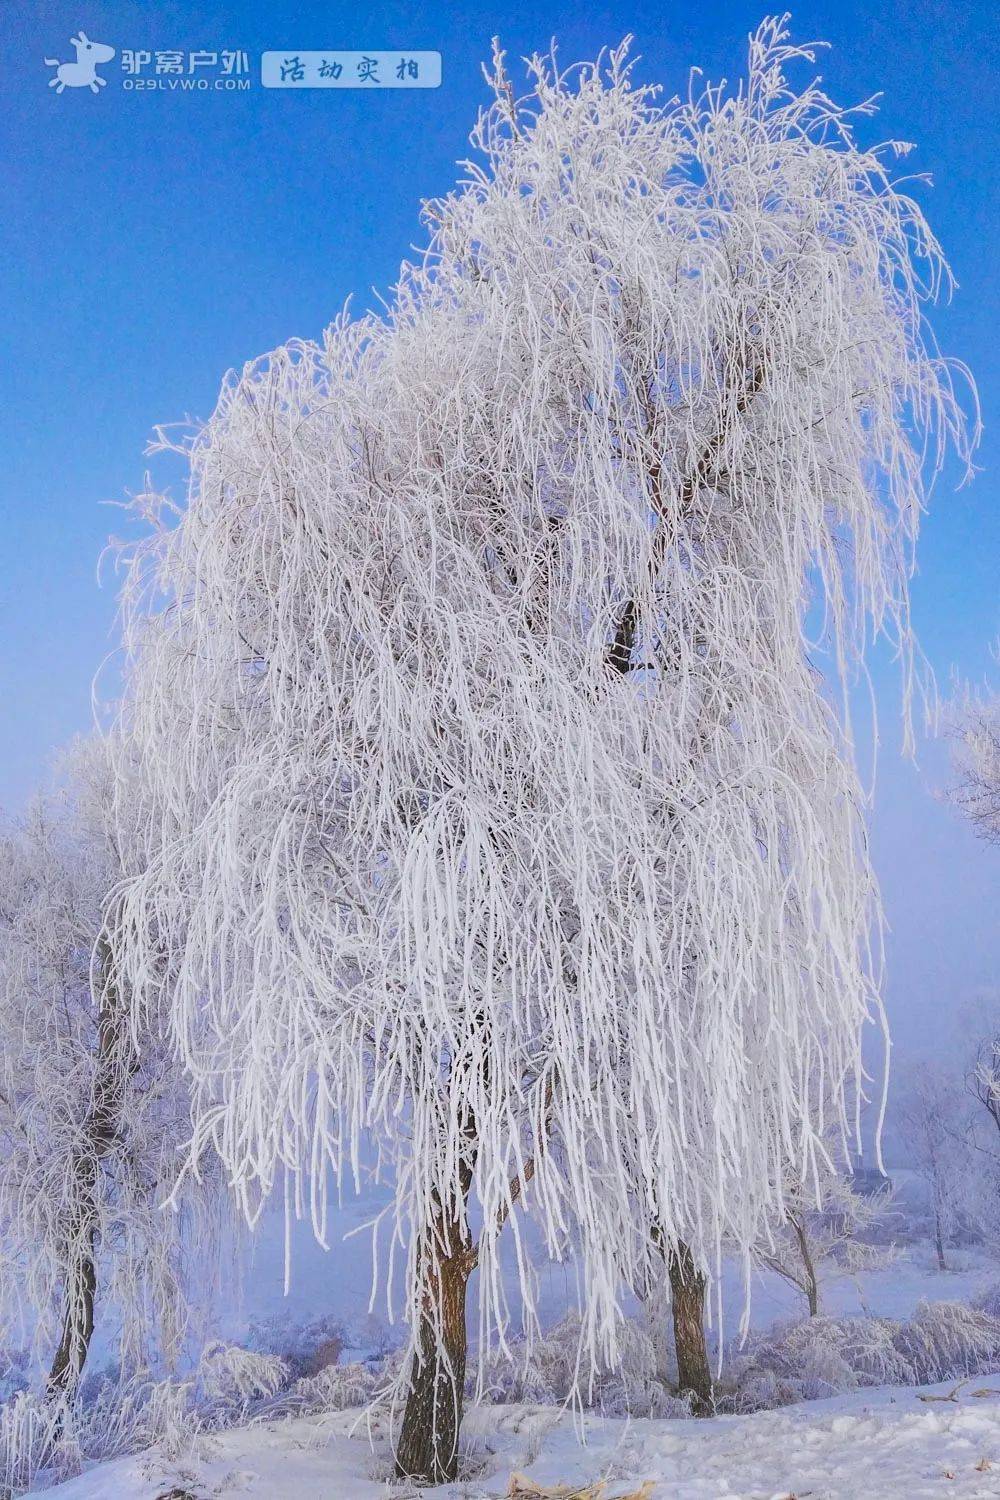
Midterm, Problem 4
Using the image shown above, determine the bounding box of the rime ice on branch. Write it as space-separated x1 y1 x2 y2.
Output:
109 16 974 1480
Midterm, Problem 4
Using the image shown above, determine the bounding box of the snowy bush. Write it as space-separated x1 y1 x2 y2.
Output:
194 1342 287 1411
478 1300 1000 1420
0 1392 78 1497
0 1341 290 1496
260 1359 386 1419
973 1283 1000 1320
727 1315 912 1409
247 1312 346 1382
3 1297 1000 1494
724 1301 1000 1411
479 1317 587 1407
478 1315 689 1419
892 1300 1000 1384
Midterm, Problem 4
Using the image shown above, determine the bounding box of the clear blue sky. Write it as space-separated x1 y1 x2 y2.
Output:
1 0 997 1060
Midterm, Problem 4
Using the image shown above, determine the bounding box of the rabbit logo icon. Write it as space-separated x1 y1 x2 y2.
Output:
45 32 116 94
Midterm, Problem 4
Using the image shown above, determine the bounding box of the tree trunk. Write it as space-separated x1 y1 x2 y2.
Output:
667 1240 713 1415
46 1205 97 1395
934 1201 947 1271
806 1276 819 1318
394 1189 474 1484
47 929 133 1398
790 1213 820 1317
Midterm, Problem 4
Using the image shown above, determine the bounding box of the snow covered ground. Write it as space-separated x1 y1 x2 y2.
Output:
32 1169 1000 1498
38 1379 1000 1499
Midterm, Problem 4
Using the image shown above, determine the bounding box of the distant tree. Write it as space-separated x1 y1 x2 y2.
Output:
0 739 209 1400
109 20 973 1480
943 683 1000 1204
947 692 1000 843
754 1161 896 1316
952 1008 1000 1240
895 1064 967 1270
969 1031 1000 1141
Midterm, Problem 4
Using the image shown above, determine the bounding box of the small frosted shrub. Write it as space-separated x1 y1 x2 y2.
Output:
5 1299 999 1495
478 1314 688 1418
792 1316 914 1388
724 1314 910 1409
724 1301 1000 1411
479 1316 584 1406
196 1342 287 1409
0 1392 78 1495
973 1283 1000 1320
892 1300 1000 1383
265 1359 383 1418
725 1367 801 1413
0 1342 292 1497
247 1312 347 1382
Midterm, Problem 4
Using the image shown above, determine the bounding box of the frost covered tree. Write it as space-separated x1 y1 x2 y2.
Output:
962 1036 1000 1244
109 20 973 1481
947 691 1000 843
0 738 208 1405
754 1160 895 1316
965 1020 1000 1148
948 1009 1000 1240
895 1064 967 1271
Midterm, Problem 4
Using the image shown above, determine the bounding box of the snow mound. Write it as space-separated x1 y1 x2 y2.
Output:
35 1380 1000 1499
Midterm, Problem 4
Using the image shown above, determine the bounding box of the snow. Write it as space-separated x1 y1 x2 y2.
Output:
37 1380 1000 1499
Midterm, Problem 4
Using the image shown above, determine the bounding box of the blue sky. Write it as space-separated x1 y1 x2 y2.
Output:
1 0 996 1060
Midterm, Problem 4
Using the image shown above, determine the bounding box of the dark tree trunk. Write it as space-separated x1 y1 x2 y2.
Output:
667 1240 713 1415
934 1201 947 1271
806 1276 819 1318
790 1213 820 1317
394 1189 474 1484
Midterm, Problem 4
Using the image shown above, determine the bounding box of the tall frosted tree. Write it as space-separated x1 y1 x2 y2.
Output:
110 20 972 1481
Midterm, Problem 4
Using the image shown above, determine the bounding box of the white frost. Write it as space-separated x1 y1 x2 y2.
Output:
108 18 974 1394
